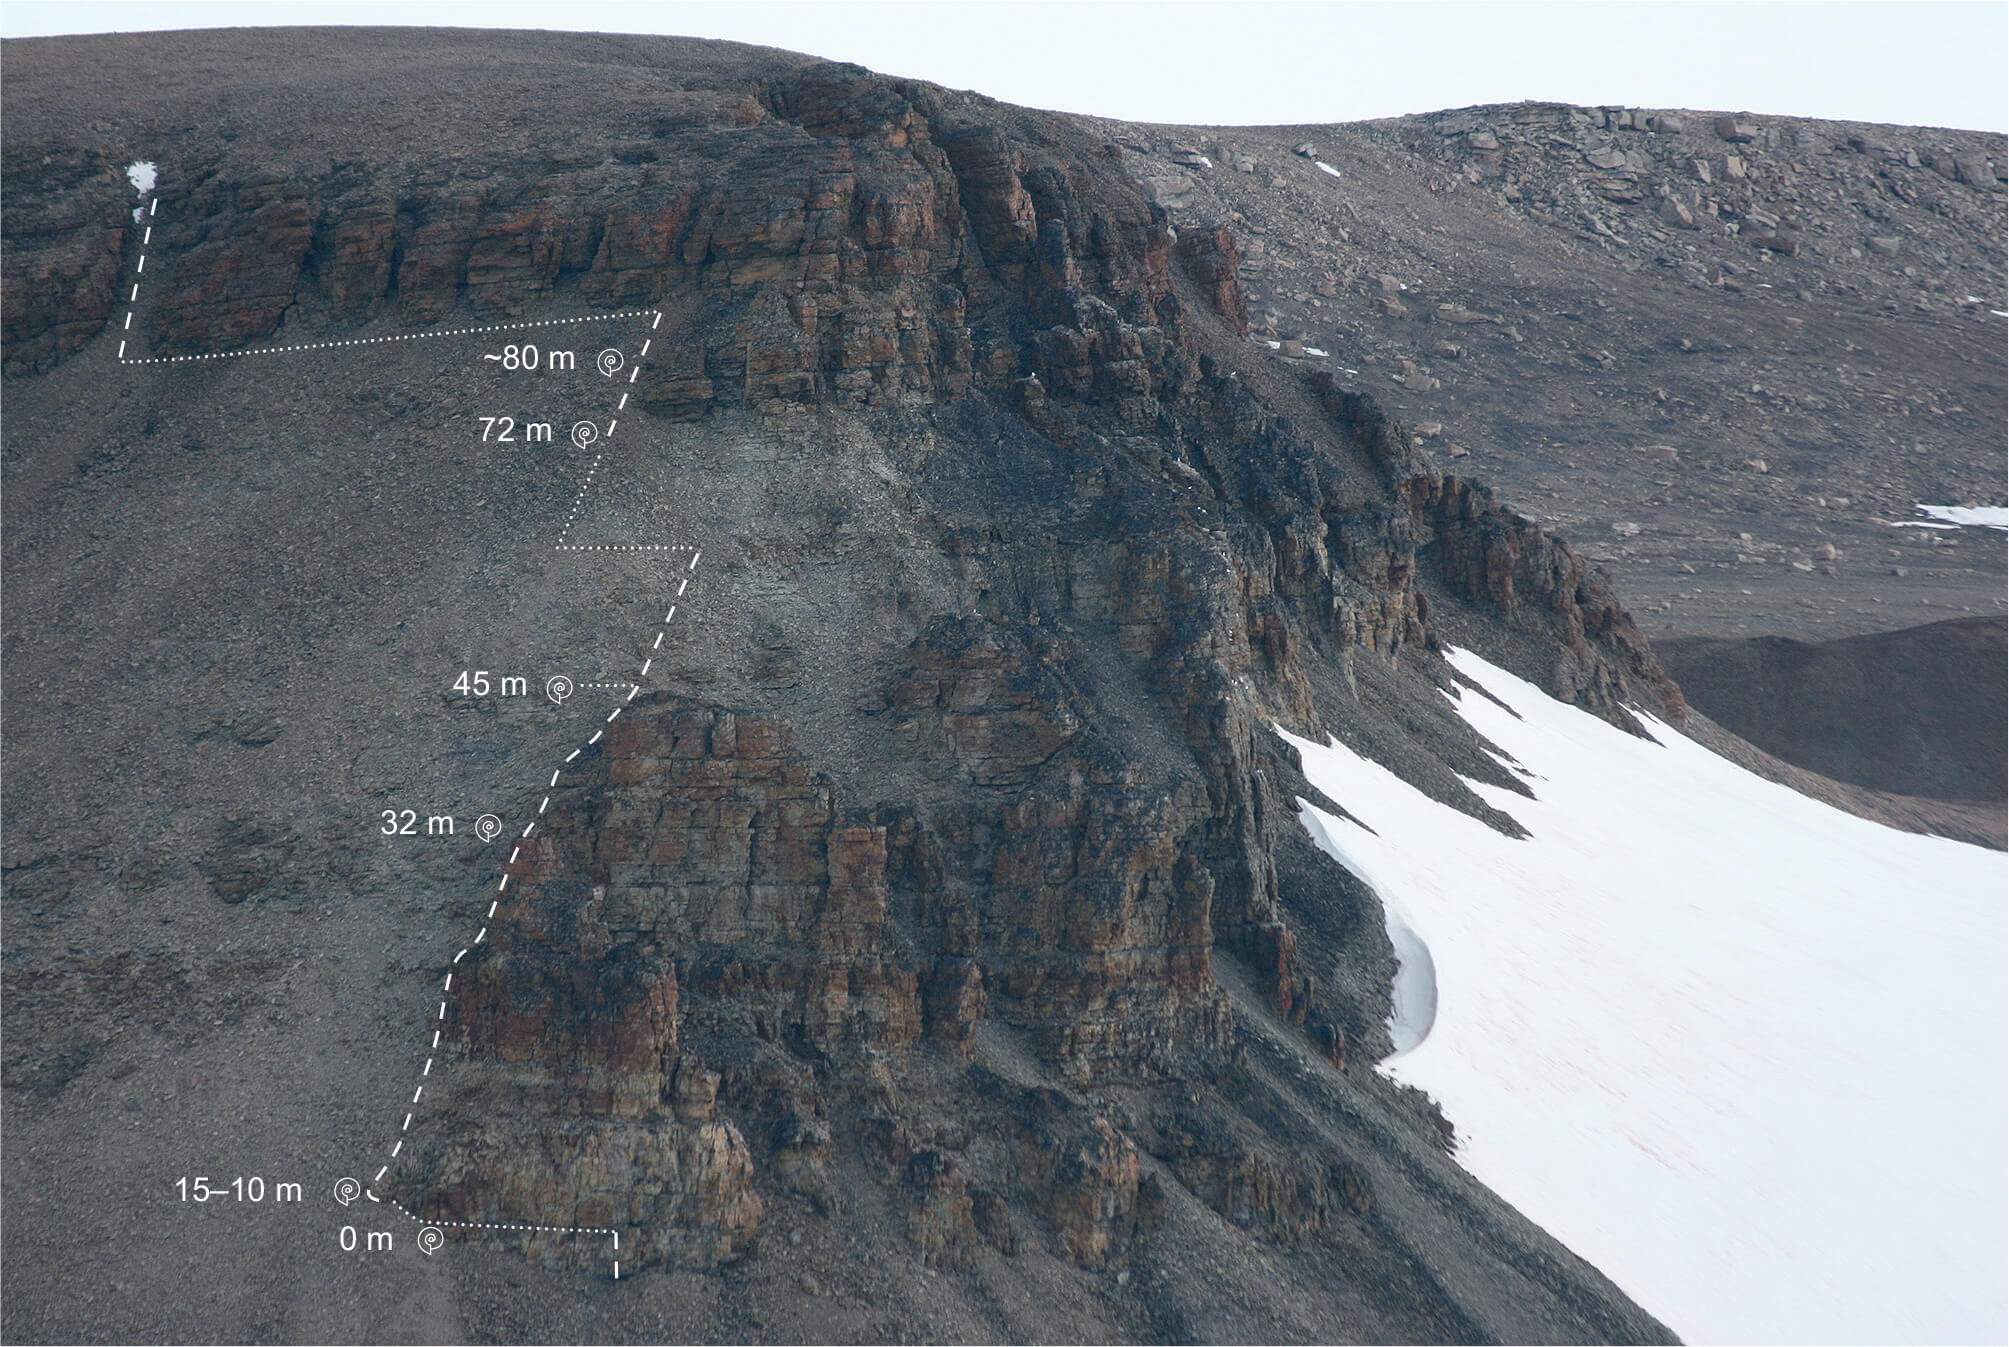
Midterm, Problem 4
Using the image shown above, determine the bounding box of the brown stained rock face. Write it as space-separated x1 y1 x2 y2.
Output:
986 1079 1151 1268
396 194 485 325
419 1116 764 1268
0 148 129 375
409 686 1249 1268
314 203 397 319
149 171 314 353
920 957 986 1058
904 1149 981 1269
464 203 568 316
981 779 1233 1083
580 186 695 306
591 706 926 1055
407 706 928 1268
1174 226 1250 334
6 64 1205 426
1311 374 1685 720
889 616 1079 785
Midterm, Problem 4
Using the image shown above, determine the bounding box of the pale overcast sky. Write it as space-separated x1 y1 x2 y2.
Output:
3 1 2004 132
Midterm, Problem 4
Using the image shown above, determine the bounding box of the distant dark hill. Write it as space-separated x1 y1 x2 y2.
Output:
1657 616 2007 802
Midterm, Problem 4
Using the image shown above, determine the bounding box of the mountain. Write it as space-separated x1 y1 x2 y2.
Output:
2 27 2002 1345
1657 614 2006 802
1097 94 2006 644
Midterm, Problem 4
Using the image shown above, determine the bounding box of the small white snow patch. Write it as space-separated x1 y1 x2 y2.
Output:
126 161 157 195
1917 504 2009 531
1315 161 1342 178
1302 347 1328 358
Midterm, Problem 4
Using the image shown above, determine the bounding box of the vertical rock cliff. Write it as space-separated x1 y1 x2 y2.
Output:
2 33 1680 1343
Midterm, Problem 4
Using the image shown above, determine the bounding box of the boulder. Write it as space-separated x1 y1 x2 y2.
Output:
1953 154 1996 189
1715 116 1759 143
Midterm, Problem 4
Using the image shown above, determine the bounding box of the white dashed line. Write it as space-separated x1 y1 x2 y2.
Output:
221 298 693 1280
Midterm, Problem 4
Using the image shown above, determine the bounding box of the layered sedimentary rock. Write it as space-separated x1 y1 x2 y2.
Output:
3 48 1678 1338
0 148 130 374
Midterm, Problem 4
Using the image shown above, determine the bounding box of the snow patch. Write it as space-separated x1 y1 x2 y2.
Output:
1916 504 2009 531
1294 805 1437 1053
126 161 156 195
1314 161 1342 178
1278 649 2006 1344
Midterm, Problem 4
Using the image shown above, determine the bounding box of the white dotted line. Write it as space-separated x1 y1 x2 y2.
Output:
555 452 603 543
553 544 693 552
552 348 659 542
119 309 664 365
577 682 639 689
383 1196 618 1237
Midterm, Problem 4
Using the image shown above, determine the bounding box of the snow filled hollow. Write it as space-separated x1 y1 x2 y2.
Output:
1279 650 2007 1345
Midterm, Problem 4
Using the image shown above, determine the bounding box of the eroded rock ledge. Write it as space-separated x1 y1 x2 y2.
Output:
5 51 1677 1334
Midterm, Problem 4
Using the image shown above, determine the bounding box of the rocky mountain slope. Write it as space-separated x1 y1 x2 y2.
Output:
1107 98 2006 643
1 27 2000 1346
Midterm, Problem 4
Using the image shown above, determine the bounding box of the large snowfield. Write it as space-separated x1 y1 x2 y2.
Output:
1280 650 2007 1345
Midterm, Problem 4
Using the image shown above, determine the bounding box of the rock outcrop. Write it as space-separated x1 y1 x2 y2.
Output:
3 37 1681 1343
367 68 1675 1288
0 148 129 375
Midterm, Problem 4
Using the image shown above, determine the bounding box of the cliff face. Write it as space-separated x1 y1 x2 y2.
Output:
2 34 1678 1343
